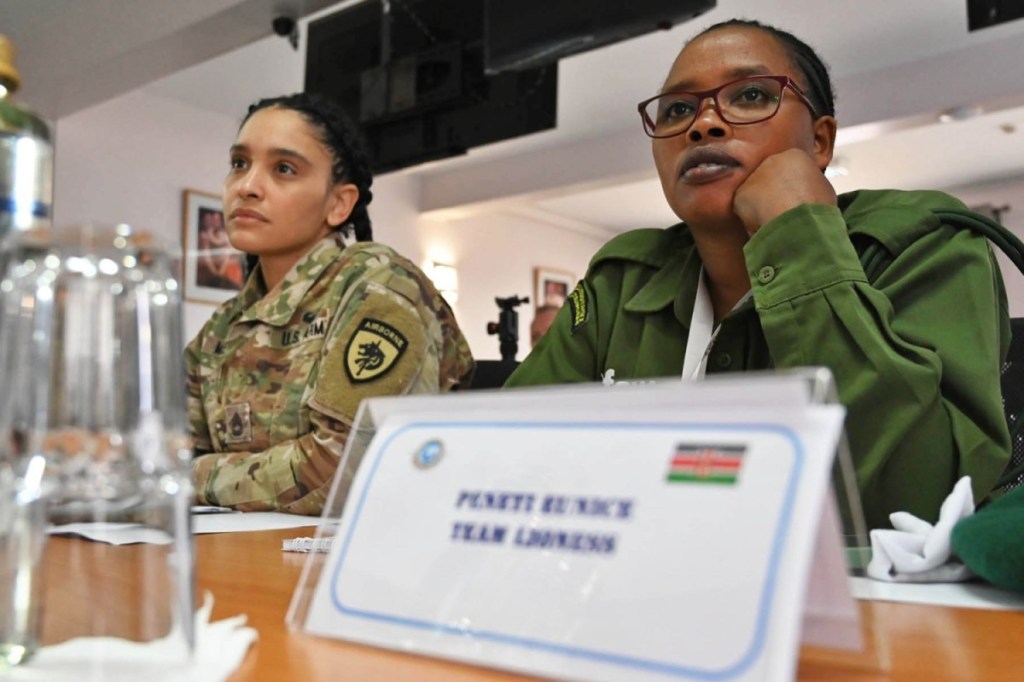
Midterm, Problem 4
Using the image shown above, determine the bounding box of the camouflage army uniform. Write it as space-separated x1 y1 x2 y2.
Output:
186 233 474 515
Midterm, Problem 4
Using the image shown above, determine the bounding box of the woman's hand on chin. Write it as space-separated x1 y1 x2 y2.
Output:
733 148 837 237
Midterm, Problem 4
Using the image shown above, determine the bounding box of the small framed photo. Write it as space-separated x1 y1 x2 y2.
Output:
533 267 575 308
182 189 246 304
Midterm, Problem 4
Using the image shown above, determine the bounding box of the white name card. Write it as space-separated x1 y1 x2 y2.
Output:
298 379 848 682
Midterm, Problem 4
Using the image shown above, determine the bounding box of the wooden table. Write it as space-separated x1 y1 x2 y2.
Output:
40 528 1024 681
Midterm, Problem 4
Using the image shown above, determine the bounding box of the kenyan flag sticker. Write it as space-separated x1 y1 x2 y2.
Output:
667 444 746 485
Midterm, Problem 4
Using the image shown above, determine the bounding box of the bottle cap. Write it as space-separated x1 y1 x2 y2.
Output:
0 35 22 92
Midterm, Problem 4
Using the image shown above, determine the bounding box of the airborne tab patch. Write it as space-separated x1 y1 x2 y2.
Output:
344 317 408 383
568 281 589 333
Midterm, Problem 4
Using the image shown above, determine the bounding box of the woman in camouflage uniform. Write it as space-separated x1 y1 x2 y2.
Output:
186 92 474 515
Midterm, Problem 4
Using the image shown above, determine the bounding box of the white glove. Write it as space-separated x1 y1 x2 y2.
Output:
866 476 975 583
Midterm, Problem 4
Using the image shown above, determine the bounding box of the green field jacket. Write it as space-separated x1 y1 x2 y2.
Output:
507 189 1011 529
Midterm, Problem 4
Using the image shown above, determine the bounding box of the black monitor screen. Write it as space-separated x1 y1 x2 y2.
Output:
484 0 716 73
967 0 1024 31
305 0 557 174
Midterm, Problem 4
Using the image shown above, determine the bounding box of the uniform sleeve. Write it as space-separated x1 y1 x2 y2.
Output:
192 265 467 516
505 279 601 386
184 329 213 455
746 203 1010 529
192 412 353 515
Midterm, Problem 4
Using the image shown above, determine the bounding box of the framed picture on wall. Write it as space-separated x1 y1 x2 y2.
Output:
533 267 575 308
182 189 246 304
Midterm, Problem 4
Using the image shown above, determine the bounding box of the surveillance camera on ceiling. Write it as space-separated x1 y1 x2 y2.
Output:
272 15 298 50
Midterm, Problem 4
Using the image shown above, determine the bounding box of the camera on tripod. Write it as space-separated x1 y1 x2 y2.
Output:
486 295 529 362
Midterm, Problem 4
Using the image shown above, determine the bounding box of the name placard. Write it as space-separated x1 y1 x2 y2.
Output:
298 379 849 682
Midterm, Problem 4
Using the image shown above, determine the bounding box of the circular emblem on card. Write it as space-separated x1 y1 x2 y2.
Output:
414 440 444 469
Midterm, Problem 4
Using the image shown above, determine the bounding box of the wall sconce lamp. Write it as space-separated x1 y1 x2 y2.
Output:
429 261 458 305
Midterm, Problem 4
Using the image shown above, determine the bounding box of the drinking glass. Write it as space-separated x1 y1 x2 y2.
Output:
0 469 48 667
0 224 194 670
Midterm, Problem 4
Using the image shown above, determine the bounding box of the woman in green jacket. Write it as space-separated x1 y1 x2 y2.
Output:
506 19 1011 530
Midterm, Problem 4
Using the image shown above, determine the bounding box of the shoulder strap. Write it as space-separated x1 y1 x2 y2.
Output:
858 208 1024 283
931 209 1024 273
936 210 1024 492
866 208 1024 491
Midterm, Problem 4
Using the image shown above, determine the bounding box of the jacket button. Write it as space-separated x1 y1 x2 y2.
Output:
715 353 732 368
757 266 776 284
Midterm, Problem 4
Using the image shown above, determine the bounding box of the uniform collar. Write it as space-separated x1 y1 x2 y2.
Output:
239 232 345 326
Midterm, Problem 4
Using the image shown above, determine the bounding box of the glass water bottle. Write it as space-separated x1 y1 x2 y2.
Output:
0 34 52 241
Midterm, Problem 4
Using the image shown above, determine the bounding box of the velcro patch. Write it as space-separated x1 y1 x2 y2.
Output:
312 291 427 422
568 281 589 333
344 318 408 383
223 402 252 445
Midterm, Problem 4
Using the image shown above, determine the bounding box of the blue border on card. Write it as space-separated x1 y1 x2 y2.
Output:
327 421 804 680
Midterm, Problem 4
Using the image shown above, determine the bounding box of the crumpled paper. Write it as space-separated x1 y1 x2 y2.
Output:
4 593 257 681
866 476 975 583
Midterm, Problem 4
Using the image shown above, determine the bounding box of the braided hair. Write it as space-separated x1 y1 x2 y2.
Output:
689 19 836 119
242 92 375 241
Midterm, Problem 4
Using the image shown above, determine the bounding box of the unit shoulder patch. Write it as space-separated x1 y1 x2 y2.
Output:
344 317 408 383
567 280 590 333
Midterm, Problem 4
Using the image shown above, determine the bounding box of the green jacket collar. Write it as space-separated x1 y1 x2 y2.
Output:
591 222 701 327
621 245 701 326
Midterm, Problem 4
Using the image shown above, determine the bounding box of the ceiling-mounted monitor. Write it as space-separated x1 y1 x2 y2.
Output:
305 0 557 174
967 0 1024 31
484 0 717 74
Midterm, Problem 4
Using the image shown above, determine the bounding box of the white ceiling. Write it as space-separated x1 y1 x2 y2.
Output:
5 0 1024 235
2 0 341 119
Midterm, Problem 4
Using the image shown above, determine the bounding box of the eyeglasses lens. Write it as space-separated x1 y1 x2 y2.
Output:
645 77 785 137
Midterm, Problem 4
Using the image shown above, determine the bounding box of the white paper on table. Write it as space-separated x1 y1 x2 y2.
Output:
192 511 325 534
301 401 847 682
849 576 1024 611
47 522 174 546
48 511 326 545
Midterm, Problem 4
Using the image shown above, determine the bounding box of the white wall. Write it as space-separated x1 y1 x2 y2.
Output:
52 89 238 340
53 90 236 232
415 211 603 361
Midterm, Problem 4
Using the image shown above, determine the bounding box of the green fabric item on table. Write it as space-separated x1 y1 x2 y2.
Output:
952 484 1024 593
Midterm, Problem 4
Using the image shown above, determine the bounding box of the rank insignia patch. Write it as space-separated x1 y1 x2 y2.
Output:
223 402 253 445
344 317 408 383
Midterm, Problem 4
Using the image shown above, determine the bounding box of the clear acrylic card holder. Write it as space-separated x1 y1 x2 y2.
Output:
286 368 885 679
